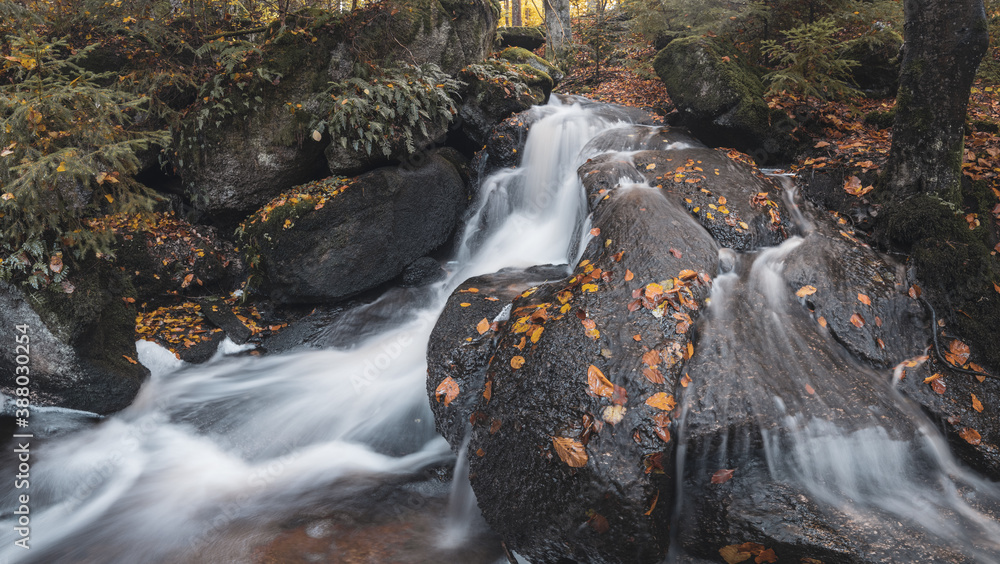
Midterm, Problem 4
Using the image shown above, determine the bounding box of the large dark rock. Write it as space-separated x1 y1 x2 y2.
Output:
175 0 498 219
428 117 1000 561
457 60 552 151
254 149 469 304
843 31 903 97
654 36 794 164
0 266 148 415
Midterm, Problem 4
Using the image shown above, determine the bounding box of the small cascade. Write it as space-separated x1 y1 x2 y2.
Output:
438 434 481 549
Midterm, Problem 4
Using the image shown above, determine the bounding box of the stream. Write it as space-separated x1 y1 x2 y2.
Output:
2 96 999 563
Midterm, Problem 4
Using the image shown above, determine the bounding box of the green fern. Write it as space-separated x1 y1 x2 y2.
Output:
762 18 861 101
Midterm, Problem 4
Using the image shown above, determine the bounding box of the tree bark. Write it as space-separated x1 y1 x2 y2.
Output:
878 0 1000 371
544 0 572 58
512 0 522 27
884 0 988 200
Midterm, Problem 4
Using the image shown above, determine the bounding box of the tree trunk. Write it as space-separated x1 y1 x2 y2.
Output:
878 0 1000 371
544 0 572 58
512 0 522 27
884 0 988 199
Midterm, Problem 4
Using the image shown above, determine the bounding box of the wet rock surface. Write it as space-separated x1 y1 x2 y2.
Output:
427 119 1000 562
258 150 468 304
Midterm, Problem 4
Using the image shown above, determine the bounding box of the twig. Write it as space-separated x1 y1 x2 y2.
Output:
918 296 996 380
204 26 269 40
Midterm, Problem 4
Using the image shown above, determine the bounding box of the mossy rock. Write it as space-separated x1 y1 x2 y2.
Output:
653 36 792 164
863 108 897 129
499 46 563 83
843 31 902 97
0 261 148 414
456 60 549 149
497 25 545 51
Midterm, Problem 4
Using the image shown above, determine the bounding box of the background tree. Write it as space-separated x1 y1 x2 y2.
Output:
545 0 572 57
878 0 1000 368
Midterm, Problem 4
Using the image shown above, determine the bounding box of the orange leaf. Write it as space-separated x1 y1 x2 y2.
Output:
924 372 942 383
645 392 676 411
644 489 659 515
711 468 735 484
680 373 692 387
795 285 817 297
931 378 946 394
972 393 984 412
678 269 697 280
476 318 490 334
719 545 752 564
642 349 660 367
122 355 137 365
552 436 588 467
949 339 971 365
814 141 830 148
994 282 1000 295
435 377 460 406
857 293 871 305
483 380 492 401
850 313 865 327
643 366 665 384
959 427 982 445
756 548 778 563
588 364 614 397
511 356 525 369
624 269 634 281
817 316 827 327
908 284 921 299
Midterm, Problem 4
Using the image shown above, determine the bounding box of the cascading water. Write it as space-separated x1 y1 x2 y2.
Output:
3 95 999 564
0 96 616 564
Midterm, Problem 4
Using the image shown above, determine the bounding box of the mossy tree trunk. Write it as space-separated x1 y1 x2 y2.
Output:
879 0 1000 370
884 0 988 199
544 0 571 58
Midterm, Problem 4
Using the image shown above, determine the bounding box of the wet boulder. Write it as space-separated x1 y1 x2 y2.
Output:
653 36 793 164
457 60 553 151
249 149 468 304
0 264 148 415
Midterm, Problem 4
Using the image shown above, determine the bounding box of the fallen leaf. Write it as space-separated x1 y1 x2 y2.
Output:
755 548 778 563
642 349 661 366
590 227 601 236
972 393 984 412
850 313 865 327
680 373 692 387
625 269 634 281
959 427 982 446
645 392 676 411
995 282 1000 295
435 377 460 406
796 285 817 297
858 293 871 305
476 318 490 334
490 419 502 434
611 384 628 406
908 284 921 299
931 378 947 394
633 334 642 341
669 248 683 258
552 436 588 467
603 404 626 425
644 489 659 515
511 356 525 369
805 384 816 395
948 339 971 365
588 364 614 397
643 366 665 384
678 269 697 280
49 254 63 273
587 512 609 533
814 141 830 148
311 130 322 141
817 316 827 327
719 545 752 564
483 380 492 401
653 412 671 442
122 355 137 364
711 468 735 484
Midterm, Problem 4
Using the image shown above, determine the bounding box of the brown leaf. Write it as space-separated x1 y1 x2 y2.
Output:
476 318 490 334
678 269 697 280
949 339 971 365
625 269 634 281
590 227 601 236
642 349 661 367
711 468 735 484
627 299 641 312
995 282 1000 295
644 489 659 515
611 384 628 406
817 316 827 327
680 373 692 387
669 248 683 258
755 548 778 563
587 512 609 533
483 380 492 401
435 377 460 406
805 384 816 395
795 285 817 297
653 412 671 442
645 392 676 411
908 284 922 299
552 436 588 467
511 356 525 369
588 364 614 398
931 378 947 394
972 393 984 413
959 427 982 446
850 313 865 327
643 366 665 384
857 293 871 305
719 545 752 564
490 419 502 434
49 254 63 273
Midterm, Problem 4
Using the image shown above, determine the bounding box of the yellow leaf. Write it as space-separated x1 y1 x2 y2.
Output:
1 192 13 201
581 283 599 293
645 392 676 411
511 355 525 369
56 162 66 172
551 436 588 467
795 285 817 297
105 194 114 203
646 163 656 170
476 318 490 334
602 405 626 425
